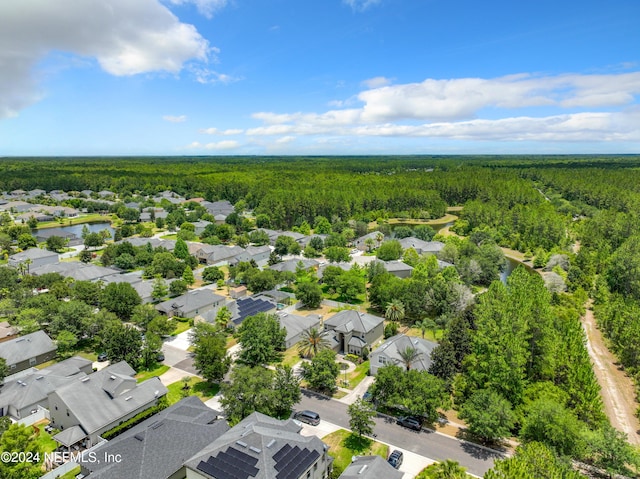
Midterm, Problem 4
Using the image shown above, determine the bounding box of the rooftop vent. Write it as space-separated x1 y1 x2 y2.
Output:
134 434 144 441
80 377 90 382
249 446 261 454
358 465 368 474
110 375 116 380
124 396 132 401
236 441 248 448
266 439 276 448
36 376 44 380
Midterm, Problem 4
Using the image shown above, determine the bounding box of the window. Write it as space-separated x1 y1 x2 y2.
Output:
29 357 37 366
379 356 386 364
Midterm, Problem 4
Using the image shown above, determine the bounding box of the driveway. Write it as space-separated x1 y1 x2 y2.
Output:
161 342 197 375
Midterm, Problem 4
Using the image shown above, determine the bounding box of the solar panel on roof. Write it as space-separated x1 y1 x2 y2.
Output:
273 443 292 463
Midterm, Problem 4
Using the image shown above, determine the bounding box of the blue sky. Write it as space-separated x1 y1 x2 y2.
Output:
1 0 639 155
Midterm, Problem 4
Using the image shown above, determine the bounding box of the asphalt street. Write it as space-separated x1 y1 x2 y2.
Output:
295 390 503 477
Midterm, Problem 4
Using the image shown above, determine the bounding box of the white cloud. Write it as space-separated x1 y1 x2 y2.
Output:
163 114 187 123
190 66 240 84
275 136 296 144
167 0 228 19
222 129 244 135
199 127 244 135
361 76 391 89
0 0 210 118
357 72 640 122
240 72 640 144
343 0 382 12
188 140 240 150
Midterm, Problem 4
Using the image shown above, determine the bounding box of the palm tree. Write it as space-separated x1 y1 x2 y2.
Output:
297 327 331 358
427 459 468 478
397 346 421 371
364 237 375 252
385 300 405 323
415 318 437 339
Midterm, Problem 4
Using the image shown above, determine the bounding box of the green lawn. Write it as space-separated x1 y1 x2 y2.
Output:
35 213 114 229
405 327 441 341
322 429 388 477
58 466 82 479
279 346 303 368
343 361 370 389
160 234 178 240
166 377 219 405
171 319 191 336
135 364 170 383
32 423 58 454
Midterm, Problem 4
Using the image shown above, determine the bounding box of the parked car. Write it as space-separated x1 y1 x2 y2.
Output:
156 351 165 362
293 410 321 426
396 416 422 431
362 389 373 402
388 450 403 469
97 352 107 362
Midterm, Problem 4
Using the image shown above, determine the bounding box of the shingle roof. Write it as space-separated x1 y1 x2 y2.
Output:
370 334 438 372
324 310 384 335
53 425 86 447
0 356 92 412
0 330 56 365
269 259 319 273
79 397 229 479
277 313 321 344
156 289 225 315
184 412 329 479
338 455 403 479
8 248 59 262
53 362 167 435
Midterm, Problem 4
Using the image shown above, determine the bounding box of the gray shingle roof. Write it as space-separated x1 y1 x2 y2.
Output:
269 259 319 273
0 330 56 366
156 289 225 315
370 334 438 372
184 412 329 479
8 248 59 262
277 313 321 344
53 361 167 435
80 397 229 479
339 455 403 479
324 310 384 335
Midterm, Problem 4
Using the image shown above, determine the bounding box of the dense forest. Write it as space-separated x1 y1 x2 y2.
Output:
2 155 640 477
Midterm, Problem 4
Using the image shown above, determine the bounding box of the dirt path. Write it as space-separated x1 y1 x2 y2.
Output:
581 303 640 445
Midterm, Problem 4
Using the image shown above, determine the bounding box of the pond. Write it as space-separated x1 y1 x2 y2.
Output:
500 256 534 284
36 221 115 239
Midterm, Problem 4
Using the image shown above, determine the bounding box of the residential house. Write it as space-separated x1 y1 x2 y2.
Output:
369 334 438 375
382 260 414 279
101 272 164 304
192 220 212 236
354 232 384 252
98 190 115 198
339 455 403 479
49 361 168 448
0 330 57 374
15 212 53 222
184 411 333 479
317 262 352 279
156 288 226 319
278 312 321 349
0 200 33 213
0 356 93 419
396 238 445 256
8 248 59 270
191 244 246 266
269 258 319 274
33 227 77 244
79 397 229 479
201 200 234 218
229 286 247 300
0 322 18 343
228 296 277 328
30 262 120 282
245 245 272 266
118 237 176 252
323 310 384 356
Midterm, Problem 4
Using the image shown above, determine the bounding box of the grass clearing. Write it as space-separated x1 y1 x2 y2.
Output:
405 327 441 342
171 319 191 336
135 364 170 383
58 466 82 479
166 377 219 405
344 361 370 389
279 346 302 368
32 423 58 454
322 429 388 476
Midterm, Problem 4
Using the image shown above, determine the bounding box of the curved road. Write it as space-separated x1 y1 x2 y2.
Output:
296 390 502 477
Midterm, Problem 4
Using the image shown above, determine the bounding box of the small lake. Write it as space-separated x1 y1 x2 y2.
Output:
500 256 534 284
36 221 115 238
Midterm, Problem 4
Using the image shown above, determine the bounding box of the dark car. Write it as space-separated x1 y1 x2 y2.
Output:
97 352 108 362
156 351 165 362
293 410 320 426
396 416 422 431
388 450 403 469
362 388 373 402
